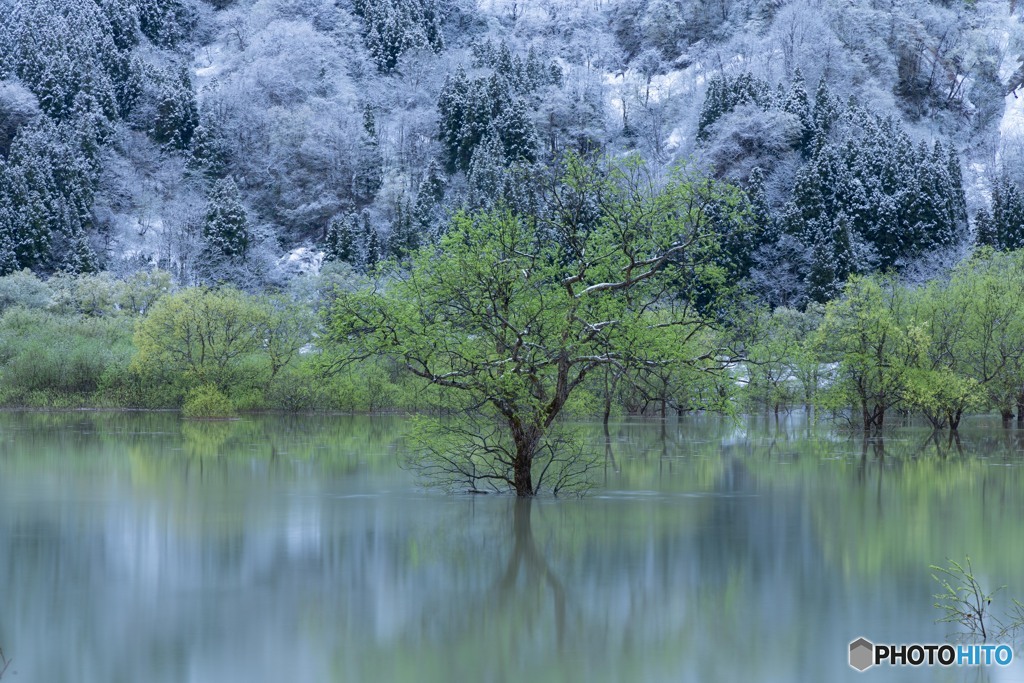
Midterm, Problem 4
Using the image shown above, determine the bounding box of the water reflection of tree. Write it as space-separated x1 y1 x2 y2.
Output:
601 437 619 487
181 419 240 459
493 500 567 649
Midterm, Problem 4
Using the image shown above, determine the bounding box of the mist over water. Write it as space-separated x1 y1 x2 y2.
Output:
1 412 1023 682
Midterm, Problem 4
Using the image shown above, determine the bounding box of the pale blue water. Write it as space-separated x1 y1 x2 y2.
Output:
1 412 1022 682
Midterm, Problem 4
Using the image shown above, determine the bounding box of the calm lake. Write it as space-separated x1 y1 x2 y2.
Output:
2 411 1024 682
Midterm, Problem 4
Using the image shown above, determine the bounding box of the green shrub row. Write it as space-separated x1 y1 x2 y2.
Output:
0 269 432 413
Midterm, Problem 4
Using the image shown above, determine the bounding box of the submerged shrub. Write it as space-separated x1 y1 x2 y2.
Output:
182 384 236 419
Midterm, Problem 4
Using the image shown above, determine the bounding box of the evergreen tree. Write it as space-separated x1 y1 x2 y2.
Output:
363 1 412 73
525 46 547 89
471 41 557 95
52 202 97 273
0 165 23 275
96 0 141 51
188 120 230 179
4 0 126 126
357 0 445 72
702 193 758 291
203 177 250 262
419 159 446 204
812 76 840 141
420 0 444 53
438 69 537 176
783 69 814 153
495 42 514 79
438 68 470 172
495 98 538 164
438 67 539 181
389 198 419 259
363 106 377 142
137 0 196 47
747 167 777 245
467 130 507 208
510 55 527 93
900 142 939 257
697 73 772 139
0 118 97 273
923 140 961 248
870 195 899 271
548 63 563 88
414 160 446 238
325 213 362 265
108 50 144 119
975 207 997 249
785 158 829 243
153 67 198 152
992 176 1024 250
465 74 510 165
363 211 381 268
806 213 852 303
781 101 965 277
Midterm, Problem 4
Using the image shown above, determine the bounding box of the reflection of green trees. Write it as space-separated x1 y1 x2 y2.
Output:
812 437 1024 583
180 419 240 458
639 417 1024 590
0 411 409 487
323 498 720 683
594 415 1024 594
7 413 1023 586
3 412 1013 682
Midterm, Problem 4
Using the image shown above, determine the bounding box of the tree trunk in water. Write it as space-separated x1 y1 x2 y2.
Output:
510 423 539 497
602 367 612 435
513 439 534 497
864 404 884 436
513 453 533 496
602 395 611 437
1002 409 1014 427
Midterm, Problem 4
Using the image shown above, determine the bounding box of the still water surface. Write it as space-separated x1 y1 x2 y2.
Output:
2 412 1024 682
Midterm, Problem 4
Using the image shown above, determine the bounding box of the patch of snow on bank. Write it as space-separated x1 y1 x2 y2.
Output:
274 247 323 279
999 90 1024 144
665 128 684 151
968 162 992 209
997 20 1024 167
194 43 227 85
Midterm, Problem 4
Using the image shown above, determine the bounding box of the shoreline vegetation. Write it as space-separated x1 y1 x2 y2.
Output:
6 230 1024 432
6 157 1024 495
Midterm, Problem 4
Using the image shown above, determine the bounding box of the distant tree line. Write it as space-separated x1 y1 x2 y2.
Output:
743 250 1024 433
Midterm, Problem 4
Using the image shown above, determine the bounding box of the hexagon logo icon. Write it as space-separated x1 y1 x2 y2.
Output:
849 637 875 672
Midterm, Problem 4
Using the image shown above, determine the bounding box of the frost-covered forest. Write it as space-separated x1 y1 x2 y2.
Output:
3 0 1024 301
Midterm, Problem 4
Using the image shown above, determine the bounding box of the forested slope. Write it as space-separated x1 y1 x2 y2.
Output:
1 0 1023 303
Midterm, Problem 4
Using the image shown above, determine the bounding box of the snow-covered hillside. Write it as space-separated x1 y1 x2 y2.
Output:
1 0 1022 293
